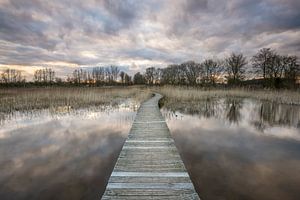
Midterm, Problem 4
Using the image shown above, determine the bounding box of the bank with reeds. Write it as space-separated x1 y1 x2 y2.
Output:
0 86 151 113
156 86 300 105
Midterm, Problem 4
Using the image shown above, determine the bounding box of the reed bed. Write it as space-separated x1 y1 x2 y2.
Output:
1 86 299 114
157 86 300 105
0 86 151 113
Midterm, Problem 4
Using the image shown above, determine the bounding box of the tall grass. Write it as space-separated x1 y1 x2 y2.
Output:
0 86 151 113
157 86 300 105
1 86 299 114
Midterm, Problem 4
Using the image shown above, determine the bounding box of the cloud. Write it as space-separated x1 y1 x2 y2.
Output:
0 0 299 79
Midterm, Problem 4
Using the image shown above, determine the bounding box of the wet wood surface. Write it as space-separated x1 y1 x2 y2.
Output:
102 94 200 199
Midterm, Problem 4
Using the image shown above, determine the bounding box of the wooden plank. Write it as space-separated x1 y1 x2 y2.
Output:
102 93 200 199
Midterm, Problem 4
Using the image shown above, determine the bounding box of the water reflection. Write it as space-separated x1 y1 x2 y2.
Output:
0 100 137 200
253 101 300 131
224 98 243 124
163 98 300 200
165 98 300 139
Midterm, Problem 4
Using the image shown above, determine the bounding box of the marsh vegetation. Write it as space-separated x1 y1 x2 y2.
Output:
0 87 150 114
158 86 300 105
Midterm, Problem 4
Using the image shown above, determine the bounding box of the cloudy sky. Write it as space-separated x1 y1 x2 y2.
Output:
0 0 299 78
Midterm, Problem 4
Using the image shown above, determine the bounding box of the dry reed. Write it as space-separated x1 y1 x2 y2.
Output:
157 86 300 105
0 86 151 113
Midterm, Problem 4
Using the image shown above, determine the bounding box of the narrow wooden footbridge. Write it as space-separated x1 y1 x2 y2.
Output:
102 93 200 199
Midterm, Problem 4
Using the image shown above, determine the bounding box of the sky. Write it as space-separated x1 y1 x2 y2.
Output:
0 0 300 78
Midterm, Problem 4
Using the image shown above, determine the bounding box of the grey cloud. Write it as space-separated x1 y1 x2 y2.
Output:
103 0 139 25
0 0 299 77
0 8 57 50
223 0 300 34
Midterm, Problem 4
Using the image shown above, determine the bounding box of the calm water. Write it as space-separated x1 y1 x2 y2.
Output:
0 100 138 200
163 98 300 200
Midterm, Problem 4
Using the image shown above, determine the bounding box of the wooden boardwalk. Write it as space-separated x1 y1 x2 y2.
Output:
102 94 200 200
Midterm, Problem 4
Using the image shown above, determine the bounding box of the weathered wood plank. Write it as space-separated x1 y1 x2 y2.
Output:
101 93 200 199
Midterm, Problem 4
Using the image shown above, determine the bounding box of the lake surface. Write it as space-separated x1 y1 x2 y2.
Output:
163 98 300 200
0 100 138 200
2 95 300 200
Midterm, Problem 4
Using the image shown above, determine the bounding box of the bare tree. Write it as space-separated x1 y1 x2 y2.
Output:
49 68 55 82
1 69 25 83
105 67 112 83
72 69 87 84
92 67 105 84
271 54 285 79
225 53 247 85
161 65 177 85
119 71 125 84
145 67 155 85
110 66 120 82
252 48 275 80
201 59 223 85
34 68 55 83
181 61 201 85
252 48 299 88
161 64 186 85
124 73 131 85
133 72 145 84
153 68 162 84
283 55 300 87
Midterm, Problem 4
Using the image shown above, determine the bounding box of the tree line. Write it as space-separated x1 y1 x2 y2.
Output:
1 48 299 88
138 48 299 88
0 66 132 87
67 66 132 86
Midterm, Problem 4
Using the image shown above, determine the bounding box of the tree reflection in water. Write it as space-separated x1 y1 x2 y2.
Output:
253 101 300 131
225 98 243 124
162 98 300 200
164 97 300 131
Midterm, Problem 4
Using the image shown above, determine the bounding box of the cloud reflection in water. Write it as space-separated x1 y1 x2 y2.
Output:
163 98 300 200
0 101 137 200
